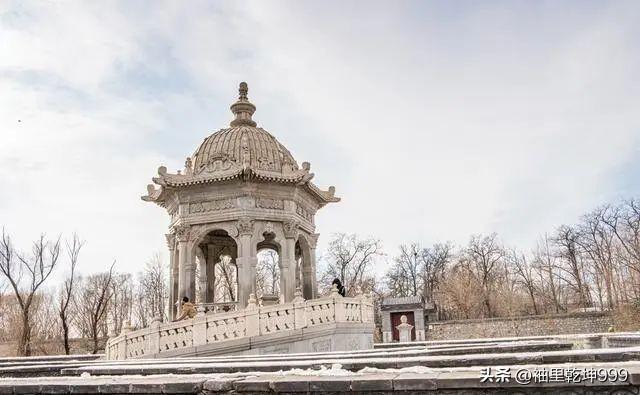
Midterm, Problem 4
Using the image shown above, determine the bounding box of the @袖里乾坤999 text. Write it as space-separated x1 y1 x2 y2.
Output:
479 367 628 385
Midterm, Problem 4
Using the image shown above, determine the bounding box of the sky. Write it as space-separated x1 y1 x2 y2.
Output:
1 1 639 280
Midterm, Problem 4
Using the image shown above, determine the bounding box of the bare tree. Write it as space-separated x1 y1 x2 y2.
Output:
533 234 565 313
134 253 168 326
385 242 451 302
440 260 483 319
108 272 133 334
385 243 422 297
257 249 280 296
59 233 83 355
554 225 591 309
422 243 452 303
576 207 617 309
465 233 504 317
75 262 115 354
214 255 237 302
509 250 539 314
0 230 60 356
320 233 383 296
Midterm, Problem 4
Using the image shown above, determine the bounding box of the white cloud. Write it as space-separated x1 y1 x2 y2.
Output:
0 1 638 280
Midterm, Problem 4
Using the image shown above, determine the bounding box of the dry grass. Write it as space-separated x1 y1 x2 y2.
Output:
611 302 640 331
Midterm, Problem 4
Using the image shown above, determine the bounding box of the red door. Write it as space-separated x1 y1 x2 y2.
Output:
390 312 416 341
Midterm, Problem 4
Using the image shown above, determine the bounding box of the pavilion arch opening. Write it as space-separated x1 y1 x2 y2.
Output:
193 229 238 312
296 236 314 300
256 231 281 305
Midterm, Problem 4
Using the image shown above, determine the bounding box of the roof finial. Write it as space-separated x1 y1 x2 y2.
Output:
239 82 248 101
230 81 256 127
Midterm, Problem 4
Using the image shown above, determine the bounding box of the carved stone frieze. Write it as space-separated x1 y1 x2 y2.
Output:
296 203 314 223
189 198 235 214
194 153 238 175
256 198 284 210
237 217 254 236
283 220 299 239
257 156 276 171
312 339 331 352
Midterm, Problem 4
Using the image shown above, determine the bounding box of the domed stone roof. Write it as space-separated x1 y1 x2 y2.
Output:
191 126 299 176
142 82 339 206
191 82 299 175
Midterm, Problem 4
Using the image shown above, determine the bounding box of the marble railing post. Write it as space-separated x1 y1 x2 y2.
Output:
147 317 161 356
359 294 367 323
331 285 345 322
105 338 112 359
192 314 207 347
118 323 131 360
117 338 126 360
245 294 260 337
293 288 306 328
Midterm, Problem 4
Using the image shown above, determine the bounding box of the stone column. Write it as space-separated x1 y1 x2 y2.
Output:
165 233 177 320
196 248 207 304
176 225 194 301
186 244 196 302
206 244 219 303
236 217 255 309
281 220 299 303
308 233 320 299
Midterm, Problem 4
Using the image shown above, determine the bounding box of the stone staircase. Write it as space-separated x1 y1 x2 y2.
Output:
1 332 640 393
106 294 375 360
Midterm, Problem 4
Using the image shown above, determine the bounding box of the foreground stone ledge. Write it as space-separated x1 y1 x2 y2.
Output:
1 364 639 394
375 331 640 349
58 346 640 377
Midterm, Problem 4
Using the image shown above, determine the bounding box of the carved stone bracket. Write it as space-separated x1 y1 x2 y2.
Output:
283 220 299 239
237 217 254 236
165 233 176 250
309 233 320 249
174 224 191 242
263 221 274 234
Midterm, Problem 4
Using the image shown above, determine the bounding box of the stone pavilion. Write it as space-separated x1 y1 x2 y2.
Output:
142 83 339 319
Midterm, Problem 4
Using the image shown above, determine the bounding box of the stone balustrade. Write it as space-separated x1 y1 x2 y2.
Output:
105 292 374 360
196 301 238 314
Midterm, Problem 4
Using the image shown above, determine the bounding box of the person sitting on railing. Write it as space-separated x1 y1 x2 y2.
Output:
174 296 197 321
332 278 346 297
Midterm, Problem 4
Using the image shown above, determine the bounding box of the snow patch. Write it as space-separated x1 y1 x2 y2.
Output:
359 365 435 374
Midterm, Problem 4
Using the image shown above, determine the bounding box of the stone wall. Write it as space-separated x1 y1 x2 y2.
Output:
426 312 613 340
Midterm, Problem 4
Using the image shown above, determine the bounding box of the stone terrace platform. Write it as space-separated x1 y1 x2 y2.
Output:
1 333 639 394
106 293 374 360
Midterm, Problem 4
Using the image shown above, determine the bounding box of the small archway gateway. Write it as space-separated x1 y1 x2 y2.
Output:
144 83 339 319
